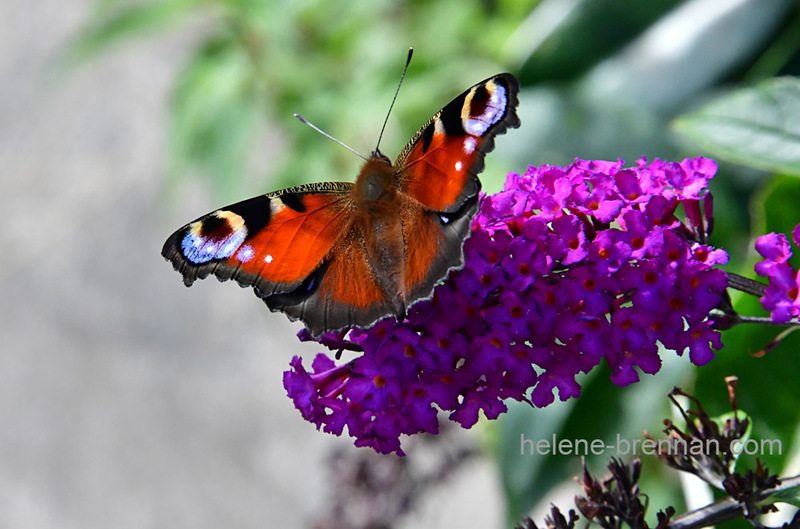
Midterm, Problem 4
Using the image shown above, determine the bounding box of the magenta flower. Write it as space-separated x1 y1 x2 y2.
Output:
754 226 800 322
284 157 729 455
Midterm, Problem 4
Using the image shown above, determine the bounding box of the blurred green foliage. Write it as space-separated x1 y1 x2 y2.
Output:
675 78 800 177
72 0 538 201
73 0 800 526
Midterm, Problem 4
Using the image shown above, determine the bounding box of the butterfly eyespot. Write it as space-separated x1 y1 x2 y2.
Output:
180 213 248 264
222 237 244 255
462 83 507 136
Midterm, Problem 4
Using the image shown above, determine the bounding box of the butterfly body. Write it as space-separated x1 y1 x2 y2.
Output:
163 73 520 337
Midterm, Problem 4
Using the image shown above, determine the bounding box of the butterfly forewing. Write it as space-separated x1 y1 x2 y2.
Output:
162 182 354 297
395 73 520 213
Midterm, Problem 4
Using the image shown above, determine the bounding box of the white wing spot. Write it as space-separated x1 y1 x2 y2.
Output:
270 198 285 216
265 254 273 264
463 136 477 154
455 161 463 171
236 245 255 262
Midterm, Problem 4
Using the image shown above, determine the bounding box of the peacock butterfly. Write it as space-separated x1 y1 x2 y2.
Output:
162 67 520 338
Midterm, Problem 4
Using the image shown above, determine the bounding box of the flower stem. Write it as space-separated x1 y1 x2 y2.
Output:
727 273 767 297
667 475 800 529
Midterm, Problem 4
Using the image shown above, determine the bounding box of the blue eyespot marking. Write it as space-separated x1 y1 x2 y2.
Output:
464 85 506 136
181 212 248 264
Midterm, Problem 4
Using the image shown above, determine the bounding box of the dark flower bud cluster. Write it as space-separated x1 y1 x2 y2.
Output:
516 458 675 529
648 383 749 488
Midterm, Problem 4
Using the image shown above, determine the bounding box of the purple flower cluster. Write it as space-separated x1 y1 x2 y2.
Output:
755 225 800 322
284 157 729 455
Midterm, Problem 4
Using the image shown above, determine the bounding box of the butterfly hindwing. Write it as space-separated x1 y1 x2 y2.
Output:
269 221 402 336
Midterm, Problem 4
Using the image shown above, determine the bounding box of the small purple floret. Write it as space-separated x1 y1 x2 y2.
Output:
755 229 800 323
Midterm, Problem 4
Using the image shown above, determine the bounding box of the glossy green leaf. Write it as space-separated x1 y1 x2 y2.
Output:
753 174 800 255
674 78 800 176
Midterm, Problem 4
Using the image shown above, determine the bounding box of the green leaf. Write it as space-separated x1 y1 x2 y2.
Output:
515 0 682 83
753 174 800 254
770 478 800 508
674 77 800 175
168 37 261 200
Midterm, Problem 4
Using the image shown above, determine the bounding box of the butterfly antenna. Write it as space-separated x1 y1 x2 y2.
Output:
375 47 414 154
293 113 368 162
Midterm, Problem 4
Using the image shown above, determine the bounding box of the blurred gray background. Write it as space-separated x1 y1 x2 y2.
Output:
0 2 502 527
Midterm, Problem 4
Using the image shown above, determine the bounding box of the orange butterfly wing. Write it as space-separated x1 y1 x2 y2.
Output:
277 220 404 335
394 74 520 301
163 183 351 289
